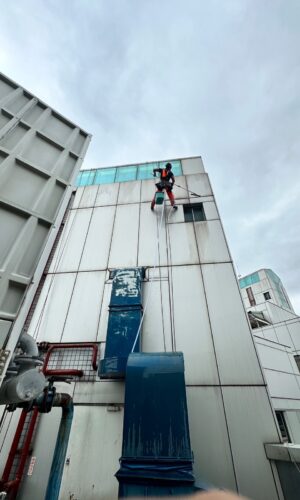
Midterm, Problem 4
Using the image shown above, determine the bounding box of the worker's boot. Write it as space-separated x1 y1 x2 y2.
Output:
173 205 178 210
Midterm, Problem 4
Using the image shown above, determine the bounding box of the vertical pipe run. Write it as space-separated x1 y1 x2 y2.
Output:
45 394 74 500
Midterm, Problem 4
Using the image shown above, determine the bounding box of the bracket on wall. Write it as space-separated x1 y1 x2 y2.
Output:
0 350 10 376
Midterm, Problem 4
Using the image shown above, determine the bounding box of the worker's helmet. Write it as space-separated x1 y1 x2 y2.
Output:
165 163 172 170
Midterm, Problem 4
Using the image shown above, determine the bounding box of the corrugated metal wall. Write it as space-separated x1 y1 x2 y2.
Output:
0 72 91 351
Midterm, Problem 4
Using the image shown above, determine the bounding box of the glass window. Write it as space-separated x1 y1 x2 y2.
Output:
263 291 271 301
183 203 205 222
275 411 291 443
294 355 300 373
137 163 158 180
239 272 260 289
246 287 256 307
159 160 182 176
77 170 95 186
94 168 116 185
115 166 137 182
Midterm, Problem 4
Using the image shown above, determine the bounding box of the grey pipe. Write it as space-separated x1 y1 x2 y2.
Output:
18 333 39 357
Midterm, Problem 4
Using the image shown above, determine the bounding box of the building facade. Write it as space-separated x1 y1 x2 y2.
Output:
1 156 295 499
239 270 300 456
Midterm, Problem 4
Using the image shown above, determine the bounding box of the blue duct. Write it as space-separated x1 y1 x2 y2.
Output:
116 352 207 497
99 268 145 379
45 394 73 500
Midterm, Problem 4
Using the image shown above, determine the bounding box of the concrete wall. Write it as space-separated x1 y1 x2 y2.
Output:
0 157 284 500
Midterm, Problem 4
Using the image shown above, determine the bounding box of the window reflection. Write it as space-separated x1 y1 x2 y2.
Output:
94 168 116 185
137 163 158 180
115 166 137 182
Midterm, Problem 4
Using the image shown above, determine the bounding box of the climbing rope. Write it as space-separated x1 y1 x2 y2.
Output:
131 198 166 352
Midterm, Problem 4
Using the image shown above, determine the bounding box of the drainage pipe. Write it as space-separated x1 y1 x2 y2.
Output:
45 393 74 500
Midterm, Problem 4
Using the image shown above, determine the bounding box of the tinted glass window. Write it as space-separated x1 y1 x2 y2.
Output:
94 168 116 185
116 166 137 182
77 170 95 186
159 160 182 176
137 163 158 180
183 203 205 222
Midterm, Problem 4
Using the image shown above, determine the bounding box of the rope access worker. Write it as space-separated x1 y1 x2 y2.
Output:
151 162 178 210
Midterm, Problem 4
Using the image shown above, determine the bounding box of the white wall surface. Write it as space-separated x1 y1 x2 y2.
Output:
2 165 286 500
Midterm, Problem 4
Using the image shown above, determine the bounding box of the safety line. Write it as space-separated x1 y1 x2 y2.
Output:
174 183 201 197
131 199 166 353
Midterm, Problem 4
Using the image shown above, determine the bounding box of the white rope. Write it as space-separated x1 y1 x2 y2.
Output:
131 199 166 352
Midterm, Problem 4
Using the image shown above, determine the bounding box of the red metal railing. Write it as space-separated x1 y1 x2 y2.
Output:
0 342 99 498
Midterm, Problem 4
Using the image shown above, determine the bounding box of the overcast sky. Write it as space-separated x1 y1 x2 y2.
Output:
1 0 300 312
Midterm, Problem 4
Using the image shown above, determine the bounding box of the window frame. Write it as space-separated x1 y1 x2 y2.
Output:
183 203 206 223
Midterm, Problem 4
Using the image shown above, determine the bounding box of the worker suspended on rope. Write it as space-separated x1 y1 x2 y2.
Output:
151 162 178 210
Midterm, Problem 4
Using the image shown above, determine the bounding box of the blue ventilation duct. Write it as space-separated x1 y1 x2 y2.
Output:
99 268 145 379
116 353 206 497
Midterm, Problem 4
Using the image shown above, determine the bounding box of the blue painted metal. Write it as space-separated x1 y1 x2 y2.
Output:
116 353 205 497
99 268 144 379
45 398 73 500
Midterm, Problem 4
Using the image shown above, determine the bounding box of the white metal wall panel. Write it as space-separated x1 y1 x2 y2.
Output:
287 321 300 350
59 406 123 500
172 176 188 199
167 223 199 265
172 265 219 384
260 326 278 343
109 204 140 268
202 263 264 384
181 157 205 175
203 201 219 220
274 324 294 347
256 342 293 373
264 370 300 399
195 220 231 264
97 281 112 342
80 206 115 271
48 210 76 272
72 187 84 209
62 271 105 342
272 398 300 411
141 179 155 202
73 381 125 405
285 411 300 443
186 173 212 197
138 203 168 267
118 180 141 204
141 280 173 353
186 387 236 491
79 185 98 208
52 208 92 273
166 200 189 224
28 273 76 342
222 386 281 500
95 183 119 207
18 409 61 500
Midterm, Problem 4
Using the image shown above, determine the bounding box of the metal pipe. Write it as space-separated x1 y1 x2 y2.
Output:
18 333 39 358
44 369 83 377
45 394 73 500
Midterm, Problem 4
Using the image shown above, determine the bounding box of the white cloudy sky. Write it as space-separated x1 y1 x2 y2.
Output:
1 0 300 311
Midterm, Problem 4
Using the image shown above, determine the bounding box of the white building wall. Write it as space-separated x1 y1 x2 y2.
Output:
0 157 285 500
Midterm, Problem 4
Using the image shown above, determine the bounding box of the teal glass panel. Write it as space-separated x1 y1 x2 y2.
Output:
94 168 116 185
137 163 158 180
159 160 182 176
77 170 95 186
239 272 260 289
115 166 137 182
